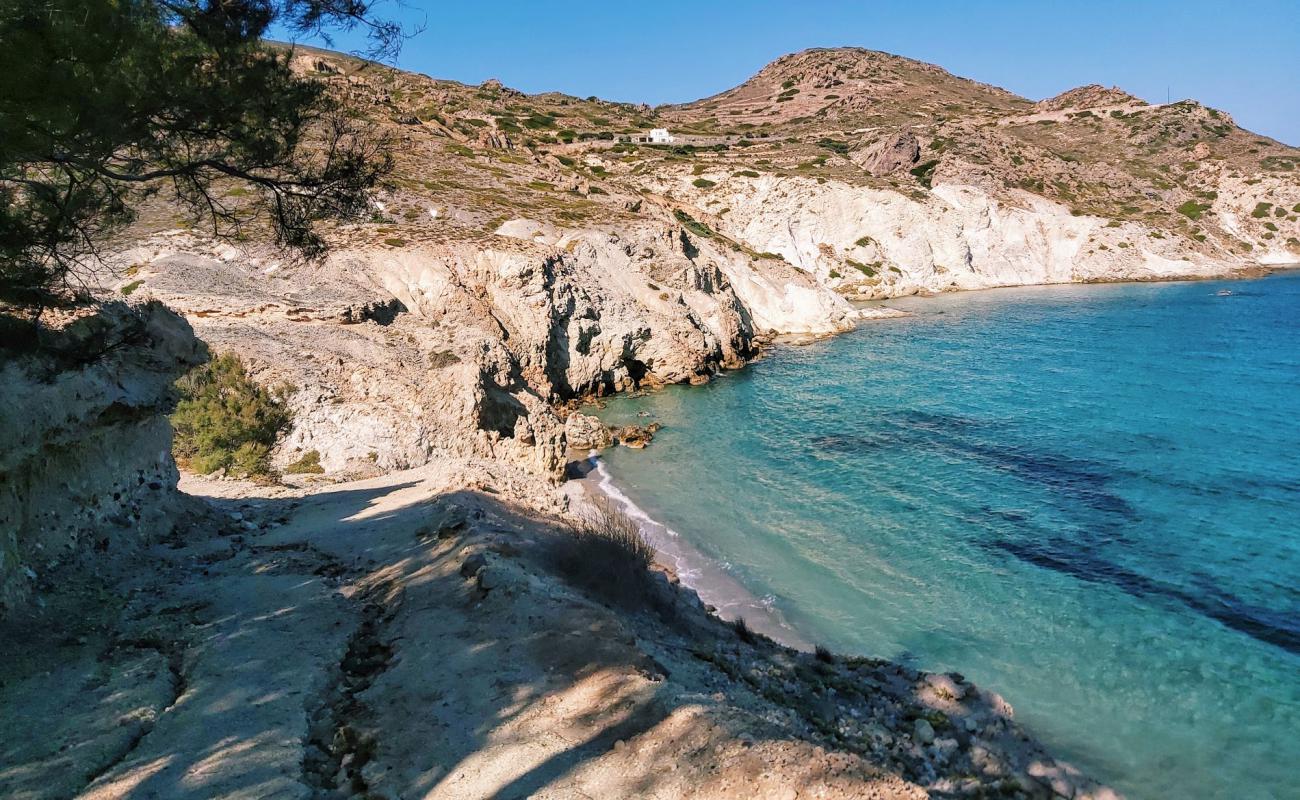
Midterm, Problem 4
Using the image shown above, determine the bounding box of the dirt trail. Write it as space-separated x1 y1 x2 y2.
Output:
0 463 1115 800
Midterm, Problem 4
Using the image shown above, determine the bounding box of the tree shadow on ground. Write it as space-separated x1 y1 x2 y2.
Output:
1 470 1046 799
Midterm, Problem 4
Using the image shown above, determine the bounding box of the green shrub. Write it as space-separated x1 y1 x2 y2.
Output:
171 354 292 479
120 280 143 296
1251 202 1273 218
692 177 716 188
734 169 760 178
522 113 556 129
846 259 877 276
383 237 407 247
816 138 850 156
1176 200 1211 220
285 450 325 474
1264 222 1279 232
673 209 714 238
910 160 939 189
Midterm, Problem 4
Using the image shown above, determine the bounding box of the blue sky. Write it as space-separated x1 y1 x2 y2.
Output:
291 0 1300 144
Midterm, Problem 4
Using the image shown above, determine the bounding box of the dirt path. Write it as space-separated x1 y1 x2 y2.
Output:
0 464 1114 800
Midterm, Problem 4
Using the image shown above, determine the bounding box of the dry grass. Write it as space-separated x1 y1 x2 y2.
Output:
552 498 659 611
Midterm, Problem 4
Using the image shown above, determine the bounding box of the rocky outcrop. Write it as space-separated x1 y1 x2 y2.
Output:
565 412 611 450
852 130 921 176
675 174 1243 299
0 302 205 614
123 214 856 480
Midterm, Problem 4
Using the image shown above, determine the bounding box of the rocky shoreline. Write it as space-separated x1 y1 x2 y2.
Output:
1 456 1122 799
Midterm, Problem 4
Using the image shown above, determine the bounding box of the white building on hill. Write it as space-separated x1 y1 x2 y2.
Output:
648 128 675 144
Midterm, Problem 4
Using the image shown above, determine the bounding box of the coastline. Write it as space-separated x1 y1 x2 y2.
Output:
568 269 1300 800
1 456 1126 799
566 268 1300 661
572 454 813 650
852 260 1300 309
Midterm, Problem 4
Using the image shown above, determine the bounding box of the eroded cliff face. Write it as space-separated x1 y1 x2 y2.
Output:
115 158 1297 484
0 303 205 613
661 173 1255 300
91 45 1300 484
123 220 855 479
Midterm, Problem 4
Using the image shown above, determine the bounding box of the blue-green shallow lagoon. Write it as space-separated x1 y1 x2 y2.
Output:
592 274 1300 800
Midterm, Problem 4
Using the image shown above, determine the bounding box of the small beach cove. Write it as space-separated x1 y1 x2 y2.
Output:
588 272 1300 800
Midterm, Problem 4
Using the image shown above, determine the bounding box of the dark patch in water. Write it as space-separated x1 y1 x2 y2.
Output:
881 409 1140 521
811 411 1139 532
808 433 890 452
989 539 1300 655
981 505 1028 522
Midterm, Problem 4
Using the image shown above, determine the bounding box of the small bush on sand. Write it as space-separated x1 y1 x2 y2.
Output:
553 500 658 610
171 354 292 479
732 616 757 644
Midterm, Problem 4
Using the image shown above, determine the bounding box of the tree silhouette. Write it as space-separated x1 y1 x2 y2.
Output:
0 0 402 321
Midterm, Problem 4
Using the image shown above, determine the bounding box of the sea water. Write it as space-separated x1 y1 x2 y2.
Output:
592 273 1300 800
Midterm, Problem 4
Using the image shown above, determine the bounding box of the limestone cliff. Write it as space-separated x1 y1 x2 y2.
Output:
0 303 205 612
99 45 1298 481
116 215 855 478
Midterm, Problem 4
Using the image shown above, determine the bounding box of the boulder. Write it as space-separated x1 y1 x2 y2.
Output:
611 422 661 449
851 130 921 176
476 126 514 151
913 718 935 744
565 413 611 451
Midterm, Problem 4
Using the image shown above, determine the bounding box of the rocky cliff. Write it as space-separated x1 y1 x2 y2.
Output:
101 45 1299 480
0 303 205 612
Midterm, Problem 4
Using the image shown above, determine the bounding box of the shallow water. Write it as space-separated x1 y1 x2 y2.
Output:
593 274 1300 800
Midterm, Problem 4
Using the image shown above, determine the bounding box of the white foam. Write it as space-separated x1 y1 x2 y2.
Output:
586 456 809 648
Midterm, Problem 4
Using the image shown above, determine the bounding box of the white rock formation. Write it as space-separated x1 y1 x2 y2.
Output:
127 217 854 479
685 175 1237 299
0 302 205 612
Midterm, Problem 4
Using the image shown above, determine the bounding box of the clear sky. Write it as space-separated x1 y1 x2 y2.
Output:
289 0 1300 145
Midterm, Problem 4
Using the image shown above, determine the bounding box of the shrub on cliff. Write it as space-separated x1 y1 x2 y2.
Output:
171 354 292 479
552 500 659 611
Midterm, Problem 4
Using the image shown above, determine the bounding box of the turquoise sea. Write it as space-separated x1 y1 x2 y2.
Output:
592 273 1300 800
